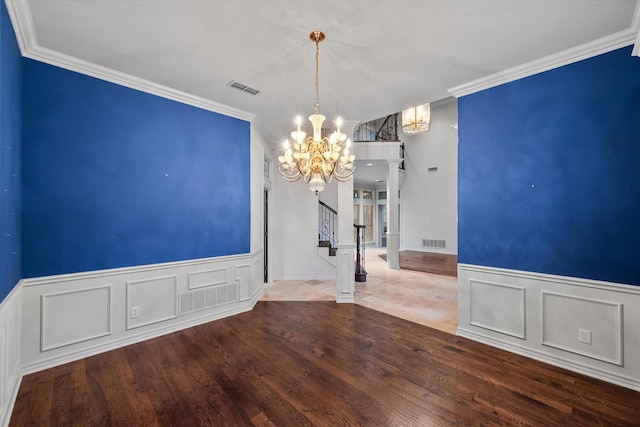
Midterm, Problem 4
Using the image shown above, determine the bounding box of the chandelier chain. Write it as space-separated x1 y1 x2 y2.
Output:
314 38 320 114
276 30 355 193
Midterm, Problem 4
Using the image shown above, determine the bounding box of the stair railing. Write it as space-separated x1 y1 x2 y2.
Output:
318 201 338 255
353 113 399 142
354 224 367 282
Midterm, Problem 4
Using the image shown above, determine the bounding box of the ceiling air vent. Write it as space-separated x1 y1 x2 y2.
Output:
227 80 260 95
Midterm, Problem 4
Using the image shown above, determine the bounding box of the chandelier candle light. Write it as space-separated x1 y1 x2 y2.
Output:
277 31 355 194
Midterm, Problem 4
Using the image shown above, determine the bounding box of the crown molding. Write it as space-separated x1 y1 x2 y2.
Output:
23 45 255 121
448 29 637 98
4 0 254 122
4 0 35 54
633 0 640 56
449 0 640 97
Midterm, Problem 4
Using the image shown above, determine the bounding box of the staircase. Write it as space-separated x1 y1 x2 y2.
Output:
353 113 399 141
318 201 337 259
317 201 368 282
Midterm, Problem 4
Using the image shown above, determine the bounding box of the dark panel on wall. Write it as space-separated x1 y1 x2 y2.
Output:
0 1 22 301
22 60 250 278
458 46 640 285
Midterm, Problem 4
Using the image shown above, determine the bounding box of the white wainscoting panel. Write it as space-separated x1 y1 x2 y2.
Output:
236 264 251 302
542 292 623 366
458 264 640 391
0 285 22 427
126 276 178 330
188 267 227 290
19 251 263 378
252 256 263 296
469 280 525 339
41 286 111 351
336 246 356 303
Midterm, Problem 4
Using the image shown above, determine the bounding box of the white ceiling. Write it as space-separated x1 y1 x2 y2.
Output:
11 0 640 149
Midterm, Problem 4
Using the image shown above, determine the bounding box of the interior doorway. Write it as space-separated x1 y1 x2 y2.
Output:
263 188 269 283
378 205 387 247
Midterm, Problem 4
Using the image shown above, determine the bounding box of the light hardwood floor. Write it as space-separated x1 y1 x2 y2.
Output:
262 247 458 334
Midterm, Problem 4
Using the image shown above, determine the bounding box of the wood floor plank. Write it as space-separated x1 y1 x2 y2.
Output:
380 250 458 276
10 301 640 426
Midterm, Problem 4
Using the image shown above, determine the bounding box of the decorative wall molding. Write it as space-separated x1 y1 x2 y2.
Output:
449 2 640 98
236 264 252 302
542 292 623 366
252 257 263 296
19 252 263 375
469 280 526 339
457 263 640 391
125 276 177 330
4 1 254 123
188 268 227 290
21 253 254 288
40 286 112 351
336 245 356 304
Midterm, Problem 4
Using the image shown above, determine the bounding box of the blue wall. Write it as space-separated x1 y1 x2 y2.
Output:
459 46 640 286
22 60 250 278
0 1 22 302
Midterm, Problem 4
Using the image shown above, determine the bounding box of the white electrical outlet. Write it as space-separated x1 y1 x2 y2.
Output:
578 328 592 344
131 306 140 318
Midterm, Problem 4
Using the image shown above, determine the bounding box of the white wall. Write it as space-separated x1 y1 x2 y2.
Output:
250 126 266 255
270 166 337 280
400 97 458 254
318 179 338 212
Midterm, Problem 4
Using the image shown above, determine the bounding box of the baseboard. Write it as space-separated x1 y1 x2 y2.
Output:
457 263 640 391
336 295 355 304
457 326 640 391
15 250 264 385
21 286 262 376
400 246 458 256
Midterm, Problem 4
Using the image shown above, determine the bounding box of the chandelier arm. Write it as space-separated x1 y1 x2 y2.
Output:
334 168 356 181
277 30 355 193
276 164 302 182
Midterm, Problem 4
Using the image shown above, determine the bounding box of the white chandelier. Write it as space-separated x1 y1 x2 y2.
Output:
277 31 355 194
402 103 431 135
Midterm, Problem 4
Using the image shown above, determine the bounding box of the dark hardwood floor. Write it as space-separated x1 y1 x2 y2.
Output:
11 301 640 426
380 250 458 277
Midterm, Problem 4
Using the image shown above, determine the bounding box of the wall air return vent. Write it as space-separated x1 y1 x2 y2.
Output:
227 80 260 95
423 239 446 249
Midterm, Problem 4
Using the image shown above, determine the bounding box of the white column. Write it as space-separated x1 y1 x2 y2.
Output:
336 178 355 303
386 159 401 269
335 120 359 303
